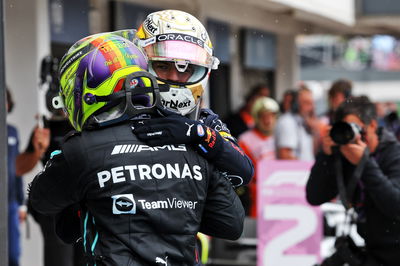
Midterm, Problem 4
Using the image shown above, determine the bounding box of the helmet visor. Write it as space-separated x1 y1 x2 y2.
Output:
149 61 208 85
142 38 213 69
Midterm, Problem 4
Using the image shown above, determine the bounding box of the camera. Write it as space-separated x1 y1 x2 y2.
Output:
330 121 363 145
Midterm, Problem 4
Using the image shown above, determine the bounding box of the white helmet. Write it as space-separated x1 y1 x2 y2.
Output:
137 10 220 117
251 97 280 119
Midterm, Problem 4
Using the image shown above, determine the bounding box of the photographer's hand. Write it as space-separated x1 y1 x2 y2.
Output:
322 126 335 155
340 135 367 165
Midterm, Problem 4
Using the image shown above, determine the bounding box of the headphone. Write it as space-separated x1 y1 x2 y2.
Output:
289 90 299 114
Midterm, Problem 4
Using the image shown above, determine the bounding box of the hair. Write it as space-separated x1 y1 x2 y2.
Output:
280 89 297 113
290 87 311 114
6 87 14 113
289 90 299 113
298 86 311 96
328 79 352 99
245 83 270 103
334 96 377 125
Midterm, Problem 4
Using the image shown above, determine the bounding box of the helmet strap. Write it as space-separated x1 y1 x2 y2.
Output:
121 71 162 117
85 72 165 129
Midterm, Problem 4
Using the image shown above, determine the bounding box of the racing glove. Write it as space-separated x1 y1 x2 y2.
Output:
199 109 250 187
132 114 225 160
199 108 236 142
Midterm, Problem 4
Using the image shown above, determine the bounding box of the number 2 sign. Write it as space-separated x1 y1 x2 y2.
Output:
257 161 322 266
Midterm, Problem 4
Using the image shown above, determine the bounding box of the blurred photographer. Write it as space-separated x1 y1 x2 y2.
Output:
306 96 400 265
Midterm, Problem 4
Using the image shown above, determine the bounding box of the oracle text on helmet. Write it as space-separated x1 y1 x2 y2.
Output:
156 33 204 48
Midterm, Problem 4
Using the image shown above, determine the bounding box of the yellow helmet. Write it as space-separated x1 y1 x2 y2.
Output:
57 31 160 131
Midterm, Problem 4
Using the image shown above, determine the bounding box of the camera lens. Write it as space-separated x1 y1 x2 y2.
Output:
330 122 357 145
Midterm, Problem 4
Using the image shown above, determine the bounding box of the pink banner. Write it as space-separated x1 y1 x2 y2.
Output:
257 160 322 266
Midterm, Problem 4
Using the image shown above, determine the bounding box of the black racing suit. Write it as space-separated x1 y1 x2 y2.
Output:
29 121 245 266
306 128 400 265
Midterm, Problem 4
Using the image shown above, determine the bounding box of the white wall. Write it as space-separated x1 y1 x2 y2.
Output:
5 0 50 265
270 0 355 26
6 0 43 148
352 80 400 102
276 34 299 101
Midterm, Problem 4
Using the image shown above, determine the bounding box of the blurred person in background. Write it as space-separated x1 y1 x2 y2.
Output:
325 79 353 125
26 56 80 266
306 96 400 265
375 101 388 130
275 87 320 160
225 83 270 138
377 101 400 140
6 88 50 266
238 97 279 216
279 89 296 114
26 113 80 266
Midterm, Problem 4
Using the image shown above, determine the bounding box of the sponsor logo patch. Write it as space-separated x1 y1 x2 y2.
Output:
138 197 198 210
161 99 191 109
112 194 136 214
144 17 158 34
197 125 205 137
185 122 194 136
156 33 204 48
155 256 168 265
129 78 139 88
111 194 198 215
139 36 156 47
97 163 203 188
111 144 186 155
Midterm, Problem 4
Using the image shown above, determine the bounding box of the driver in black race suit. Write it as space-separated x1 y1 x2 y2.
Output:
29 33 245 265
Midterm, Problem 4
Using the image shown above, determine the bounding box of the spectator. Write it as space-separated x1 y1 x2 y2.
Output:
275 87 320 160
225 83 270 138
28 54 80 265
326 79 352 124
382 102 400 140
6 88 49 266
375 102 387 128
238 97 279 216
26 114 79 266
279 89 296 114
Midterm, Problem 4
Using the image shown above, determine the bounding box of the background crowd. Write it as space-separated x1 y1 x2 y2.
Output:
227 79 400 219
